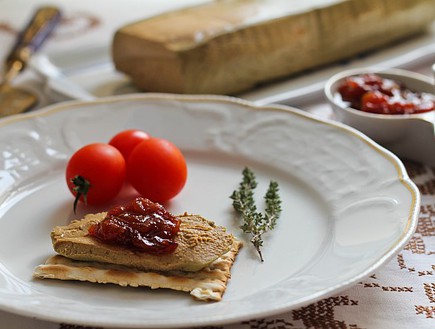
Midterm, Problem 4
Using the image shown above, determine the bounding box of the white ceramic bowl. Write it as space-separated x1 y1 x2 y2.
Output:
325 67 435 165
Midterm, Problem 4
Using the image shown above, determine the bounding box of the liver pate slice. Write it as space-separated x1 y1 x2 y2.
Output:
52 212 234 272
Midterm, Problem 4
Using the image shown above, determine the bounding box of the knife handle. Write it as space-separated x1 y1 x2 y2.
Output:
6 6 62 74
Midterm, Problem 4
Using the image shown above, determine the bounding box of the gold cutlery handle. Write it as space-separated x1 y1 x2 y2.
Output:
5 6 62 77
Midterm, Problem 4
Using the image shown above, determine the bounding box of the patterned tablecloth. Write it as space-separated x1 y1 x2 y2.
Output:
1 1 435 328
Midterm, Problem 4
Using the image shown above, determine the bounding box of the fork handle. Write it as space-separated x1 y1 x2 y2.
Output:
5 6 62 74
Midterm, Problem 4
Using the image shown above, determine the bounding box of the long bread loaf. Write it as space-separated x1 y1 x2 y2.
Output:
112 0 435 95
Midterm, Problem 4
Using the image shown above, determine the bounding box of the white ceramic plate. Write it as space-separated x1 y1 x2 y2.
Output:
29 21 435 106
0 94 419 328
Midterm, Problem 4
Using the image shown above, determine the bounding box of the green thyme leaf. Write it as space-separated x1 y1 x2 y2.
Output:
230 167 282 262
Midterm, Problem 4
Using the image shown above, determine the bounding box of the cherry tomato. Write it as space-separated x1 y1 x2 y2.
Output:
66 143 126 211
109 129 150 160
127 138 187 202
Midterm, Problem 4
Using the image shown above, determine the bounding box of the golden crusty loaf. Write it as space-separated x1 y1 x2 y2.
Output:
112 0 435 95
33 238 242 302
51 212 234 272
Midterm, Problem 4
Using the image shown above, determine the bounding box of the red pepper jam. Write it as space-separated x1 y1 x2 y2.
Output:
337 73 434 115
88 197 181 254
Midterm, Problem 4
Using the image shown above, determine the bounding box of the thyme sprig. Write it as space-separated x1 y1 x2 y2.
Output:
230 167 282 262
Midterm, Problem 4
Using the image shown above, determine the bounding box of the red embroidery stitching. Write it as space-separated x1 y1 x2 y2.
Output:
424 283 435 303
415 305 435 319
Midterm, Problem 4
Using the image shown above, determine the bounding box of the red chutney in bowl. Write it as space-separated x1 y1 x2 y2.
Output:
337 73 435 115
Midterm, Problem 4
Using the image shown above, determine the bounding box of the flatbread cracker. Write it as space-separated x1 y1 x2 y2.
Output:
34 238 242 302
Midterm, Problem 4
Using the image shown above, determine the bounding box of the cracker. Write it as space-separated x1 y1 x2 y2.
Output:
33 238 242 302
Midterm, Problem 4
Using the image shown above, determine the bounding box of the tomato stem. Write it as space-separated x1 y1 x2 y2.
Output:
71 175 91 213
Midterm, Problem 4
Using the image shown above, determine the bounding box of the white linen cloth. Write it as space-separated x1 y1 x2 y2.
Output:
0 1 434 328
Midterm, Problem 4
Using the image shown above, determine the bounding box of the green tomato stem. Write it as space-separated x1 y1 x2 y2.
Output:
71 175 91 214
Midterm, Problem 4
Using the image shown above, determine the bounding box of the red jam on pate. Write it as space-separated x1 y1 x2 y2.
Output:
88 197 180 254
337 73 434 115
